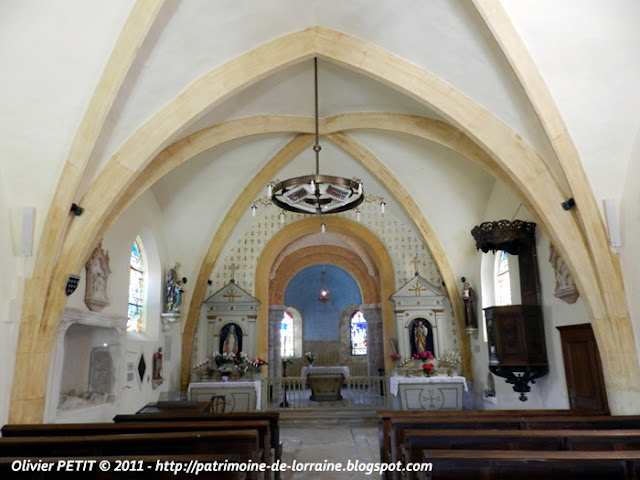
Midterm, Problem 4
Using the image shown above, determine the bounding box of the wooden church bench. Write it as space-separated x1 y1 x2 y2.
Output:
377 411 640 479
402 428 640 480
113 411 281 479
2 419 272 463
421 449 640 480
0 430 263 479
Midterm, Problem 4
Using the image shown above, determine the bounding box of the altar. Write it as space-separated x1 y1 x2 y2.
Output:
188 380 263 412
390 375 467 410
300 366 350 378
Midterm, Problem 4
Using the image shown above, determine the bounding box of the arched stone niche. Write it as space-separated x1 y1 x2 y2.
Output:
200 281 260 360
390 276 451 361
45 307 127 422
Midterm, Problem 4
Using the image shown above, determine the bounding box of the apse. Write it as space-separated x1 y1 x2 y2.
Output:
284 265 362 341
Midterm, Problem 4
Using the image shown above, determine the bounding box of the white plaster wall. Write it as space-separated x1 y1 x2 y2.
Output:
620 125 640 369
0 179 21 426
473 181 590 409
55 190 181 421
0 1 134 268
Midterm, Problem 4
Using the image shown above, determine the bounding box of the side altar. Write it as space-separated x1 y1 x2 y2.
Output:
188 379 264 412
390 375 467 410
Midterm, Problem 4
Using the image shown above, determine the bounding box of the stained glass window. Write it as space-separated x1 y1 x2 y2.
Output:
127 238 145 333
280 311 294 358
496 250 511 306
350 310 367 356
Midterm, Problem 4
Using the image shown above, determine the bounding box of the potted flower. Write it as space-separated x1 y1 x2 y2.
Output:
422 362 436 377
390 353 402 368
251 358 268 372
412 351 435 363
305 352 317 367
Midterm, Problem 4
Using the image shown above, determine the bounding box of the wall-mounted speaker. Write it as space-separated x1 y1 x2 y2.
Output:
603 198 622 247
21 207 35 256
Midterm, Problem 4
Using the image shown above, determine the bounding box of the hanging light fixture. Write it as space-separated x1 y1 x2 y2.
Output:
268 58 365 215
319 269 329 303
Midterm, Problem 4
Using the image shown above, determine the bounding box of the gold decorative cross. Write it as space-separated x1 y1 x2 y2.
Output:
421 388 441 409
409 282 426 296
223 288 241 302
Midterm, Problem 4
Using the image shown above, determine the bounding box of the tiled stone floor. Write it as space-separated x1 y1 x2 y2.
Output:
279 418 381 479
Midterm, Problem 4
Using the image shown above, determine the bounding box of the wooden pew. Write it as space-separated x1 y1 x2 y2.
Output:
402 429 640 480
113 411 281 463
421 449 640 479
378 411 640 471
0 430 262 480
2 420 272 463
113 411 281 479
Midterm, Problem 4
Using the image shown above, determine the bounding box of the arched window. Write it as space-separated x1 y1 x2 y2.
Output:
495 250 511 306
280 311 295 358
127 237 146 333
350 310 367 356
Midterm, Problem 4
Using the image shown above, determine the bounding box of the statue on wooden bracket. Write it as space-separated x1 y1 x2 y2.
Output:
462 280 478 333
549 243 579 304
84 241 111 312
165 263 185 313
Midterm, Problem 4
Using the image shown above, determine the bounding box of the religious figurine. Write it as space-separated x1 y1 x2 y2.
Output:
84 241 111 312
414 320 429 353
463 282 478 332
222 325 240 354
152 347 163 380
165 264 184 312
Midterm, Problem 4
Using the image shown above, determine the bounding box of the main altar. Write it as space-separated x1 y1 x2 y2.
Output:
390 375 467 410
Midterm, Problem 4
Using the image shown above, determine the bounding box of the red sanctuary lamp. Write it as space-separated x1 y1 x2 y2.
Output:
319 270 329 303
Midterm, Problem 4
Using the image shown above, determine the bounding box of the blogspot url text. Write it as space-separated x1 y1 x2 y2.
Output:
11 459 433 476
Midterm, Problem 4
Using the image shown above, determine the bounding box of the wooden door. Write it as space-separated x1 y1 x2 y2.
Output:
557 324 609 412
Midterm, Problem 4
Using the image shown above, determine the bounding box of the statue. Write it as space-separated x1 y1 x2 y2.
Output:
462 282 478 332
84 241 111 312
166 264 184 312
152 347 163 380
413 320 429 353
222 325 240 354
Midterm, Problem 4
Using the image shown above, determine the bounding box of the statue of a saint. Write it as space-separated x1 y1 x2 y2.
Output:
166 265 183 312
414 320 429 353
223 325 240 354
463 282 478 331
152 347 163 380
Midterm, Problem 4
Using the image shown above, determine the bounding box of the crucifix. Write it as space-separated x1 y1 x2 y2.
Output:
411 256 420 276
229 263 237 281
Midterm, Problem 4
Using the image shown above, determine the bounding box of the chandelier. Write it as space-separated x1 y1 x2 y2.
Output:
267 58 365 215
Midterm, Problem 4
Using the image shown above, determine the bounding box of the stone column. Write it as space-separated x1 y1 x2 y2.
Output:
361 303 384 376
268 305 286 379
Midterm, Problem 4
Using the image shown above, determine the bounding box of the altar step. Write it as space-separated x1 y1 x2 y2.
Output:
279 409 377 425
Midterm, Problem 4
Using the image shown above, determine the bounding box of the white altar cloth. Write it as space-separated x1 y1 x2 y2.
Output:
300 366 350 378
389 375 468 396
188 380 262 411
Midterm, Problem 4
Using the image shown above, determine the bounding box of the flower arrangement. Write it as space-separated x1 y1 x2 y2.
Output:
390 353 402 367
252 358 268 367
438 348 461 376
422 362 436 377
412 351 435 362
305 352 317 366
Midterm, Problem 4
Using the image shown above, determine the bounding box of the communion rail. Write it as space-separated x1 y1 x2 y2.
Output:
266 376 390 410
